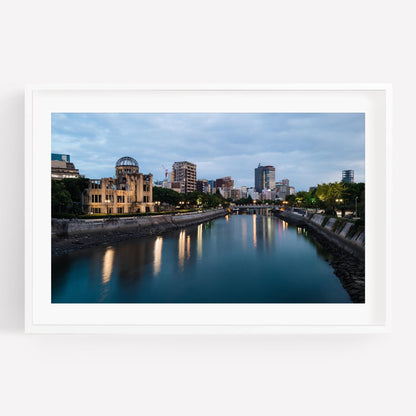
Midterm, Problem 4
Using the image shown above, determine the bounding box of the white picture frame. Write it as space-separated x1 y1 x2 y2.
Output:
25 85 392 334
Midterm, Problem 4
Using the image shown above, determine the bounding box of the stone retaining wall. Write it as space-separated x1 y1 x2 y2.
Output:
52 209 228 239
52 209 229 255
52 209 227 239
276 211 364 260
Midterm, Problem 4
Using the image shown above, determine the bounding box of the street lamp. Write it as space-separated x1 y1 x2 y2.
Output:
155 201 160 212
105 198 111 214
355 196 358 218
335 199 343 217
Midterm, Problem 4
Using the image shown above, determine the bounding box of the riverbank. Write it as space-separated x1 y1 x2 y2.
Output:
275 210 365 303
52 208 228 255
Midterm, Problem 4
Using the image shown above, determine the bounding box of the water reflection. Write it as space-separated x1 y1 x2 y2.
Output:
52 214 352 303
197 224 203 259
186 235 191 260
178 230 186 270
241 218 247 249
267 217 273 247
153 236 163 276
102 246 114 284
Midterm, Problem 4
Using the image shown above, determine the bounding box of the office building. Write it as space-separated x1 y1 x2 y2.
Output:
215 176 234 190
172 161 197 193
254 164 276 192
51 153 80 180
247 187 260 201
241 186 247 198
197 179 211 194
342 170 355 183
230 189 241 201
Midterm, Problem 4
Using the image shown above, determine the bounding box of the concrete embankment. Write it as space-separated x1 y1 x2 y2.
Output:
52 209 227 255
275 210 365 303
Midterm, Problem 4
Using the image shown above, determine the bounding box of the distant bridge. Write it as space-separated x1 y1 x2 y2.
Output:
230 205 278 210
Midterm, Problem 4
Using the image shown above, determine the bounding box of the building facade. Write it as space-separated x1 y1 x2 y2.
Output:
240 186 247 198
230 189 241 201
51 153 80 180
342 170 355 183
82 156 154 214
247 187 260 201
172 161 197 193
254 164 276 192
215 176 234 190
197 179 211 193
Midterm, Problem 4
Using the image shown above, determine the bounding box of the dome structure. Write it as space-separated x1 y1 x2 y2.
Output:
115 156 139 167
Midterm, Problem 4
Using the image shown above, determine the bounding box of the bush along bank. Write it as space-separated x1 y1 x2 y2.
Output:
52 208 228 256
276 211 365 303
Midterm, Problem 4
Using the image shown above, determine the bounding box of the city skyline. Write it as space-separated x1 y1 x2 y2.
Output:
51 113 365 191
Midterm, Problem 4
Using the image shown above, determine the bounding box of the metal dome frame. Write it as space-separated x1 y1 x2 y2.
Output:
115 156 139 167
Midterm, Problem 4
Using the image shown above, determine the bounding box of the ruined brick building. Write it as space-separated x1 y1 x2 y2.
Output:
82 156 154 214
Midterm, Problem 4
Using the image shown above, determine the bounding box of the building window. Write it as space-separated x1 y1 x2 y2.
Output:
117 207 123 214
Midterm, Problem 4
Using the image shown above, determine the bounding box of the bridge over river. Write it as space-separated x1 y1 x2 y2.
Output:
231 205 277 210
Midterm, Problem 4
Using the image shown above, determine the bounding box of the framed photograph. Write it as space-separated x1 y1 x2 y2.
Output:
25 85 391 333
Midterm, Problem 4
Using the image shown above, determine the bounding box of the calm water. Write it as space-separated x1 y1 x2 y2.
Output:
52 212 352 303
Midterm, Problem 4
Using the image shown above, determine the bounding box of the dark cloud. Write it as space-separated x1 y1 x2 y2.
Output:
52 113 365 191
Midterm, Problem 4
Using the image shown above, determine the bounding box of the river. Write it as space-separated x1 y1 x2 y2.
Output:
52 211 352 303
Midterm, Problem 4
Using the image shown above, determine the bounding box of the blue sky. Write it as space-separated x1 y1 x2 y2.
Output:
51 113 365 191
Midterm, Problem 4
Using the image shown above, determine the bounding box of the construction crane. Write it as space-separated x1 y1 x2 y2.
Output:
162 165 168 179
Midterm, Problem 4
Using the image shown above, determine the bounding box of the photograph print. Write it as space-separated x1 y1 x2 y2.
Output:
51 112 365 304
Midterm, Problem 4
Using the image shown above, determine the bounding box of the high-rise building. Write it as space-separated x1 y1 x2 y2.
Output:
172 161 197 193
247 187 260 201
197 179 211 193
254 164 276 192
230 189 241 201
241 186 247 198
51 153 80 180
342 170 354 183
215 176 234 189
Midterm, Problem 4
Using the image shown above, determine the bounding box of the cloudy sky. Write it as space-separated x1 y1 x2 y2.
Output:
51 113 365 191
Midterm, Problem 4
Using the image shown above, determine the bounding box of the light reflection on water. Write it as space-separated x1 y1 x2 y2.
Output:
178 230 185 271
52 214 352 303
153 236 163 276
197 223 203 259
102 246 114 284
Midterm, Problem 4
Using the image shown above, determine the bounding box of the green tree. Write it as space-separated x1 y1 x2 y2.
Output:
153 187 184 207
316 182 345 216
51 180 72 214
61 178 90 202
61 177 90 214
285 194 296 206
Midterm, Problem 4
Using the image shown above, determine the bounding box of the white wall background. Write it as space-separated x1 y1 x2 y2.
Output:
0 1 413 415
